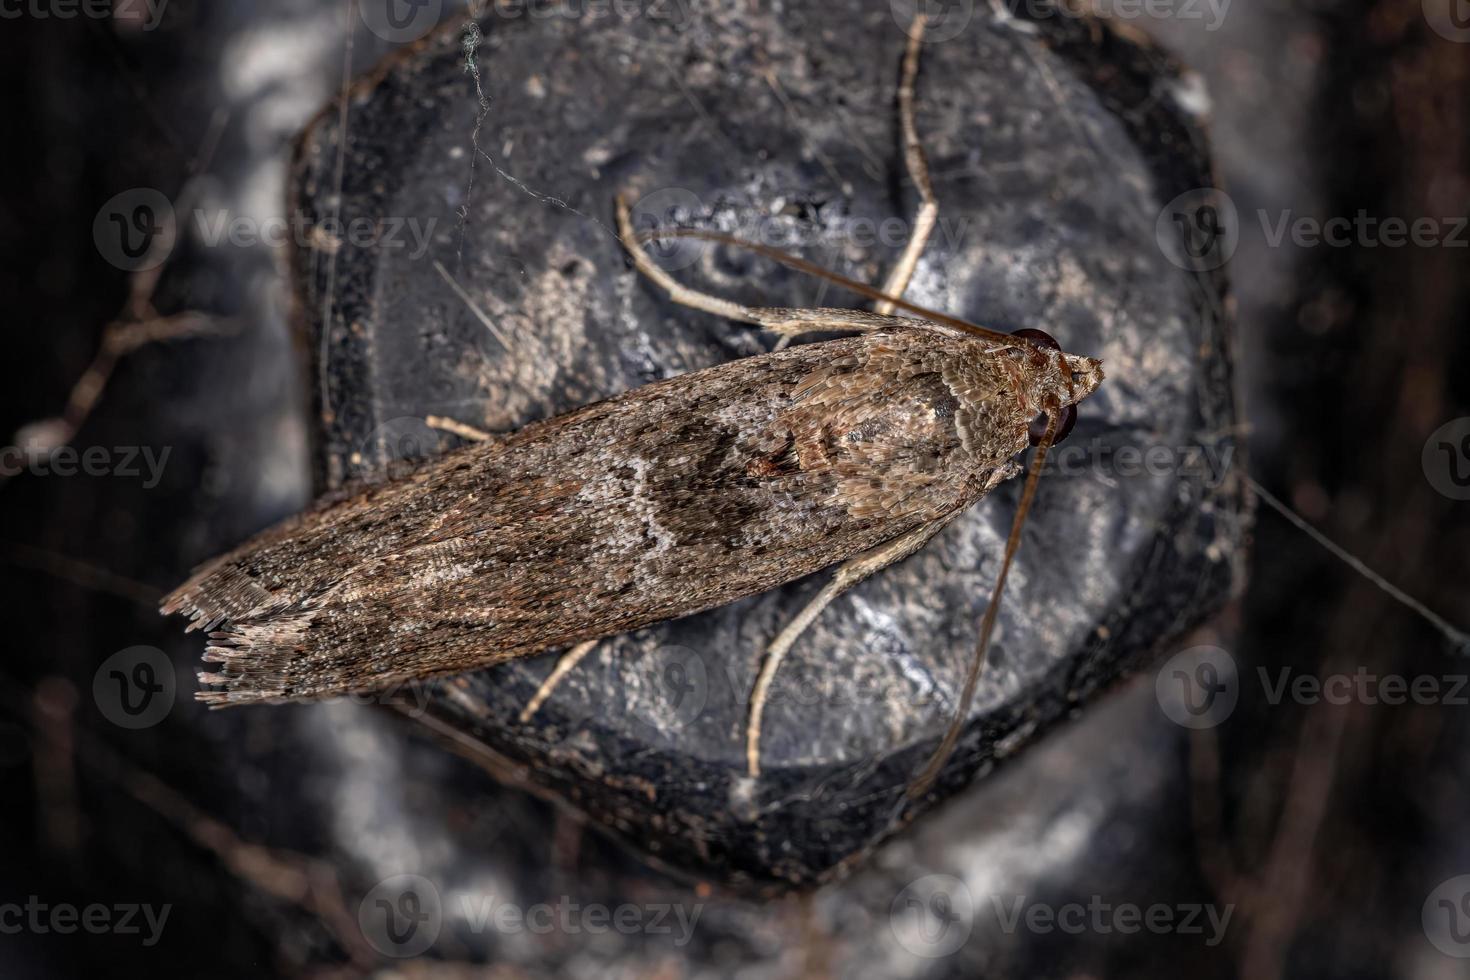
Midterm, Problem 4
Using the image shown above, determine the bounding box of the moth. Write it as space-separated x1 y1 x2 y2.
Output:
160 15 1104 794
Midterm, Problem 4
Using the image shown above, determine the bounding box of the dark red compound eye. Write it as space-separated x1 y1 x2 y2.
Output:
1011 327 1061 352
1012 328 1077 446
1028 404 1076 446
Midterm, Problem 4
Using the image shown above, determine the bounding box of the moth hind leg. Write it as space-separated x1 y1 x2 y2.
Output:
745 512 957 777
518 639 600 723
746 457 1019 778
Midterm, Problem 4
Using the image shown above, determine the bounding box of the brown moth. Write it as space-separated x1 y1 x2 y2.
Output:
160 14 1105 789
163 312 1100 696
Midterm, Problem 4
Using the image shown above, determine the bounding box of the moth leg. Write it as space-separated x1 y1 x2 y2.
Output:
744 307 929 339
745 458 1020 776
615 193 756 324
518 639 600 723
875 11 937 315
615 195 922 339
426 415 498 443
745 515 954 777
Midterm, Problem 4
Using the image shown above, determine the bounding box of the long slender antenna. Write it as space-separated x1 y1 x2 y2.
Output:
1247 477 1470 652
629 225 1017 345
906 407 1061 801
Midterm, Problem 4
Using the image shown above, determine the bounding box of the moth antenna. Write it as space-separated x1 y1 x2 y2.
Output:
1247 477 1470 653
905 405 1061 801
629 225 1017 345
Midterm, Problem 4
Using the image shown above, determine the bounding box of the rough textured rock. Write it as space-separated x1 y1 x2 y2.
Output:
287 0 1243 889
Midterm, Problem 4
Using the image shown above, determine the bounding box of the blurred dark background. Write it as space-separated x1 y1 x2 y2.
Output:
1 1 1468 977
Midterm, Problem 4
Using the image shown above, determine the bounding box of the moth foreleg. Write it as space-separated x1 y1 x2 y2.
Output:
745 307 928 339
614 196 929 341
518 638 600 723
875 11 937 315
744 513 958 777
426 415 498 443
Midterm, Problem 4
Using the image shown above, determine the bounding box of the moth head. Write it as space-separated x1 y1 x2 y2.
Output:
1064 352 1106 402
1010 328 1105 445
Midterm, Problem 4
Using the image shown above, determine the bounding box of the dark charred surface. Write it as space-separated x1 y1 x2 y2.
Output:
285 1 1241 889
